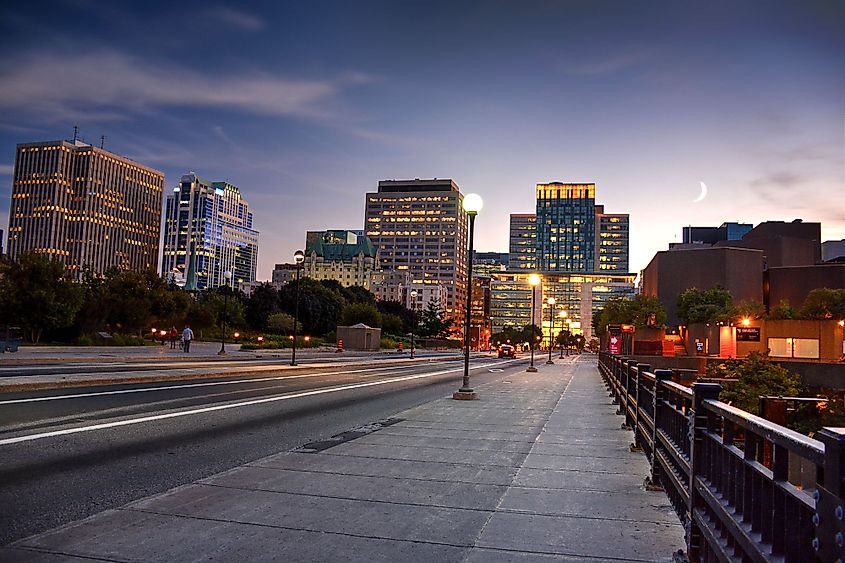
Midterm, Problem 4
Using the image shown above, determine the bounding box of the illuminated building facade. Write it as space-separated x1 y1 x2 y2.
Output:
364 179 468 320
7 140 163 277
161 173 258 290
302 230 378 289
595 205 629 273
536 182 596 272
508 213 536 270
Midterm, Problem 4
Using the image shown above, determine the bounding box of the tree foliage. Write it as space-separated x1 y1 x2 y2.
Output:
676 286 734 325
376 300 417 333
266 312 299 334
707 352 800 415
341 303 382 327
244 284 280 330
418 299 454 338
0 253 83 343
594 294 667 336
800 288 845 320
769 299 797 320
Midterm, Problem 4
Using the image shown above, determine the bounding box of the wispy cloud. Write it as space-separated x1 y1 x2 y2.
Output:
0 51 367 122
560 47 654 76
203 7 265 31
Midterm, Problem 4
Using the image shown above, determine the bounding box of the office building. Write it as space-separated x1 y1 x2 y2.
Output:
7 139 163 276
682 222 752 245
474 251 508 276
303 230 378 289
508 214 536 270
535 182 596 272
595 205 629 273
161 173 259 290
364 179 468 320
370 269 412 303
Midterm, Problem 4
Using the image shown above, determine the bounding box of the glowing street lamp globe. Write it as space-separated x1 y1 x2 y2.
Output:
463 193 483 215
528 273 540 286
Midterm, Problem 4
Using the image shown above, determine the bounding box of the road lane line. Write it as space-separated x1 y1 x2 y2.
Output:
0 360 516 445
0 361 458 405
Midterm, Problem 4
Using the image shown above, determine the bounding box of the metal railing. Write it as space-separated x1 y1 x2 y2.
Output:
598 352 845 562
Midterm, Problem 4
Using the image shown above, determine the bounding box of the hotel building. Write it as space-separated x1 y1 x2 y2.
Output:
302 230 378 289
364 179 468 320
161 173 259 290
7 139 163 276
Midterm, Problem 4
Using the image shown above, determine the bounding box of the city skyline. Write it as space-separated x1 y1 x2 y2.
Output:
0 1 842 279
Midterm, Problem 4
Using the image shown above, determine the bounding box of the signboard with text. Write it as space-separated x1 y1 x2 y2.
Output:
736 327 761 342
609 335 621 355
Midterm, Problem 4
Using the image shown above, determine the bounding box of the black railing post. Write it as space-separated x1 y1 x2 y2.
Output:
648 369 673 491
622 360 637 428
814 428 845 561
688 382 721 562
611 356 621 402
631 363 650 452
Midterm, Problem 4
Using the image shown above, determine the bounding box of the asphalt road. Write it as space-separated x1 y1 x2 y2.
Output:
0 355 526 545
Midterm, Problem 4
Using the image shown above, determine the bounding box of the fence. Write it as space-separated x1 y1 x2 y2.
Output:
598 352 845 562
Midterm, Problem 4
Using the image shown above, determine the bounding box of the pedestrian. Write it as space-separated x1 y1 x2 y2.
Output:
169 327 178 349
182 324 194 353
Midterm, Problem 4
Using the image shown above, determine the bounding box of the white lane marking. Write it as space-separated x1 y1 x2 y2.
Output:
0 361 457 405
0 361 514 445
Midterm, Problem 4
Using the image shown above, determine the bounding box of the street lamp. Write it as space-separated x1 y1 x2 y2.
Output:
291 250 305 366
410 289 417 359
454 193 483 401
527 273 540 372
218 270 233 355
558 310 567 358
546 297 555 364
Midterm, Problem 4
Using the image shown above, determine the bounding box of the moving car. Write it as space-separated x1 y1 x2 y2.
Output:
497 344 516 358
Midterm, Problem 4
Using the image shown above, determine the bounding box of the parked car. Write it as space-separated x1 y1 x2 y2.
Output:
497 344 516 358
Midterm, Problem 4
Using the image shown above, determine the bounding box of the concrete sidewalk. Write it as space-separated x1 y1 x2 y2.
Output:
3 358 685 562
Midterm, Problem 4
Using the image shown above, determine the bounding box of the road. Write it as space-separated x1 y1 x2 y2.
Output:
0 354 526 545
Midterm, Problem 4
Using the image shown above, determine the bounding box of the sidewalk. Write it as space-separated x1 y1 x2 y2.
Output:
4 358 685 562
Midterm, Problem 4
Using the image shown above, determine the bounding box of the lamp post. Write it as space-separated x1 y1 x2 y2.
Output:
527 273 540 372
409 289 417 359
558 310 567 358
546 296 555 364
291 250 304 366
218 270 233 355
454 193 483 401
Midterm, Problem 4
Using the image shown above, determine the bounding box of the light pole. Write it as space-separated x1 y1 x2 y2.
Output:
546 296 555 364
409 289 417 359
527 273 540 372
218 270 233 355
558 310 567 358
454 193 483 401
291 250 304 366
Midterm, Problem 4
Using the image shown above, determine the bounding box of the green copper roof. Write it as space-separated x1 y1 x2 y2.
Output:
305 230 377 261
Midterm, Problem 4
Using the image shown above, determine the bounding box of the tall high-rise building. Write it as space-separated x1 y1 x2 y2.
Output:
595 205 629 273
508 214 536 270
535 182 596 272
161 173 259 290
7 139 164 276
364 179 468 318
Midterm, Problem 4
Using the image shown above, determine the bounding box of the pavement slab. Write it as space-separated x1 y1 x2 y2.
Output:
6 357 685 562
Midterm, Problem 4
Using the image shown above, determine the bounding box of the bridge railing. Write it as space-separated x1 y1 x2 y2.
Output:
598 352 845 562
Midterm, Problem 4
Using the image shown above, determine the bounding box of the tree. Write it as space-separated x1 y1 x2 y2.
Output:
521 323 542 350
707 352 800 415
594 294 667 336
278 278 344 335
418 299 454 338
191 289 245 333
376 300 417 333
769 299 797 320
800 288 845 320
244 284 280 330
676 286 734 325
266 312 299 335
0 253 83 343
735 299 765 320
341 303 382 327
380 313 404 335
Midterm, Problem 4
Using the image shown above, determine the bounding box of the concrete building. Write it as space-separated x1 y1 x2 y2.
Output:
767 264 845 311
641 247 765 328
407 283 449 313
303 230 378 289
364 179 468 320
713 220 821 268
535 182 596 272
161 173 259 290
271 263 299 285
595 205 629 273
508 214 536 270
7 139 163 277
369 270 411 303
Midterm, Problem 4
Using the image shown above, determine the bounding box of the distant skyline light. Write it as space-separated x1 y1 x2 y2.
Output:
0 1 842 279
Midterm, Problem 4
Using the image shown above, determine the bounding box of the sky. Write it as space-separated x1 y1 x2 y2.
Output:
0 0 843 280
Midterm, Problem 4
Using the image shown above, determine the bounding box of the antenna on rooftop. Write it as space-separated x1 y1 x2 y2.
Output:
72 125 79 143
100 135 106 149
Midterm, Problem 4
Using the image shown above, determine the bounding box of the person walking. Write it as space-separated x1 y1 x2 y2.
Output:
169 327 178 349
182 324 194 353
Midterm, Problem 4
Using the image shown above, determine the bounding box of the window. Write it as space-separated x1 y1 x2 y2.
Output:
768 337 820 359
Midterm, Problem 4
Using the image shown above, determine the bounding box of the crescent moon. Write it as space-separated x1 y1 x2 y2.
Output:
693 181 708 203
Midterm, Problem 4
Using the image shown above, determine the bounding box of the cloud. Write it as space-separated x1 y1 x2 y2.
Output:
0 51 365 122
750 170 803 189
203 7 265 31
560 47 654 76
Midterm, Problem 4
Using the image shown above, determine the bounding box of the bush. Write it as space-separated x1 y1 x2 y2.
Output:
708 352 800 415
240 336 324 350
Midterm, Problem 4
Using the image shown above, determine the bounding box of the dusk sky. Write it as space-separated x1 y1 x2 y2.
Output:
1 0 842 279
